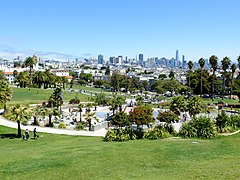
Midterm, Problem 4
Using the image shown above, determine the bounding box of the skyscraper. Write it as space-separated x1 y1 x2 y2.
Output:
176 49 179 61
139 54 143 62
98 54 104 64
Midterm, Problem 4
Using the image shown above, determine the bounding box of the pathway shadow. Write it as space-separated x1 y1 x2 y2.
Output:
0 133 18 139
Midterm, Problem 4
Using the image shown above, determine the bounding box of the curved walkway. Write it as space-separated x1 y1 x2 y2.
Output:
220 130 240 136
0 116 107 137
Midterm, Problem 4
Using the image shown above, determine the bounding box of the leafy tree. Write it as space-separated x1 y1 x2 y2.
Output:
157 111 179 123
221 57 231 99
111 111 130 128
158 74 167 80
0 71 6 81
198 58 205 96
79 73 93 83
95 93 109 106
170 96 187 115
8 104 30 138
187 95 203 117
0 80 12 113
169 70 175 79
209 55 218 99
129 106 153 126
13 70 18 77
136 96 144 106
105 66 110 75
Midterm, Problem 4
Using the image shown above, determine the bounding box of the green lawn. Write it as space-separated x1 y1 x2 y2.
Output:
8 87 91 106
0 125 239 179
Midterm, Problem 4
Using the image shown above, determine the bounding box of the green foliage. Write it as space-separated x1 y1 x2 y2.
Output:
157 111 179 123
229 115 240 129
111 112 130 128
143 125 170 140
79 73 93 83
75 122 85 130
215 111 230 133
58 122 67 129
69 97 80 104
187 95 203 117
104 129 132 142
94 93 109 106
129 105 153 126
179 116 216 139
170 96 187 115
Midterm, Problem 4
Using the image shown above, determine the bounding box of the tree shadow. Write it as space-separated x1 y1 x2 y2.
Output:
0 133 19 139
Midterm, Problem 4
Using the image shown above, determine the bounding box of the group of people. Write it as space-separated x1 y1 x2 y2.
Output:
22 128 37 141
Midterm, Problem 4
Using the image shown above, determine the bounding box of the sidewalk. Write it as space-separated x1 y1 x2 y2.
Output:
0 116 107 137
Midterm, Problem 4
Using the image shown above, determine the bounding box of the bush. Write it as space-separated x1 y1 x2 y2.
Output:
179 116 216 139
69 97 80 104
143 125 170 140
104 129 132 142
75 122 85 130
58 122 67 129
215 111 229 133
229 115 240 129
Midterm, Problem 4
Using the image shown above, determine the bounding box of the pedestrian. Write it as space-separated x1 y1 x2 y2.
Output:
25 129 29 141
33 128 37 140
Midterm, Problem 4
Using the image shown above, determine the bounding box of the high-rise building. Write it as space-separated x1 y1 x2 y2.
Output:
182 55 187 68
176 49 179 61
139 54 143 62
98 54 104 64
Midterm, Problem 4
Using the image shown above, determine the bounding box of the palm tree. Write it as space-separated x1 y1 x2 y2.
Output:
0 80 12 113
42 108 60 127
24 56 37 85
15 71 29 88
187 95 203 118
85 111 95 131
115 95 126 112
48 87 63 109
187 61 194 96
31 105 43 125
9 104 30 138
61 76 68 90
221 57 231 99
32 71 46 88
78 103 84 122
209 55 218 100
237 55 240 68
170 96 187 116
230 64 237 99
198 58 205 97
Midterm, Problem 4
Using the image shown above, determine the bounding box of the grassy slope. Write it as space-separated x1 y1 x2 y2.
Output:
0 126 239 179
7 87 91 106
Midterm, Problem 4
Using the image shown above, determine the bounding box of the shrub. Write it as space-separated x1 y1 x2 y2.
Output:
179 116 216 139
229 115 240 129
75 122 85 130
143 125 170 140
215 111 229 133
157 111 179 123
104 129 132 142
69 97 80 104
58 122 67 129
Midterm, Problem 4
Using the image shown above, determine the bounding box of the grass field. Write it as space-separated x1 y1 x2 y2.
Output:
0 125 239 179
8 87 91 106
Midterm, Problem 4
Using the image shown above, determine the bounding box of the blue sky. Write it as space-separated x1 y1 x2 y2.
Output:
0 0 240 62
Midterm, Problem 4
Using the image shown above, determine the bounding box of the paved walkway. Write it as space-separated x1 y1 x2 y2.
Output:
0 116 107 137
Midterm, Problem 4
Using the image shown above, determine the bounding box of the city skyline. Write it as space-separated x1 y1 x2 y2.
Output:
0 0 240 62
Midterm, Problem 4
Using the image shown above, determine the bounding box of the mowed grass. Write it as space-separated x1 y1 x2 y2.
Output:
7 87 91 106
0 126 240 179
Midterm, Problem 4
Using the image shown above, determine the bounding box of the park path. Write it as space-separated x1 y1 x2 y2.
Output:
220 129 240 136
0 116 107 137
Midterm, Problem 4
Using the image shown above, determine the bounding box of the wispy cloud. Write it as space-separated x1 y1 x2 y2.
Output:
0 44 84 61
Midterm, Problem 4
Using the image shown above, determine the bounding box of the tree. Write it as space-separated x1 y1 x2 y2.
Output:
157 111 179 123
105 66 110 76
94 93 108 106
158 74 167 80
0 80 12 113
169 70 175 79
230 64 237 99
136 96 144 106
48 87 63 109
31 105 43 125
9 104 30 138
221 57 231 99
13 70 18 78
41 107 60 127
187 95 203 118
209 55 218 100
187 61 194 95
78 103 84 122
111 111 130 128
24 56 37 85
170 96 187 116
237 55 240 68
129 106 153 126
215 111 229 133
15 71 29 88
198 58 205 97
32 71 46 88
84 103 95 131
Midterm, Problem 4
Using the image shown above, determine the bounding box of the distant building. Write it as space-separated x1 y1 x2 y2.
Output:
176 49 179 61
3 72 15 84
98 54 104 64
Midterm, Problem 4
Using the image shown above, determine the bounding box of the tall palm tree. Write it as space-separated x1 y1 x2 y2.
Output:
209 55 218 100
0 80 12 113
85 112 95 131
230 64 237 99
187 61 194 96
198 58 205 97
221 57 231 99
32 71 46 88
237 55 240 69
15 71 29 88
48 87 63 109
9 104 30 138
78 103 84 122
24 56 37 85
